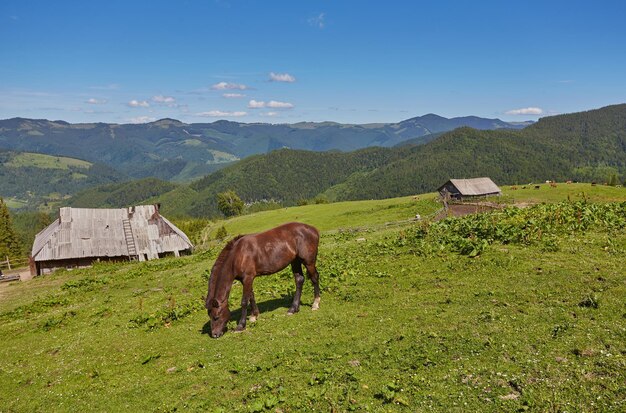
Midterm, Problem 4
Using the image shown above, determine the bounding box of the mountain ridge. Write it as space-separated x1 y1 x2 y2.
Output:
0 113 530 182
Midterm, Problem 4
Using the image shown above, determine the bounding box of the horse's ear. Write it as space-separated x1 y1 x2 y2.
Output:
210 299 219 308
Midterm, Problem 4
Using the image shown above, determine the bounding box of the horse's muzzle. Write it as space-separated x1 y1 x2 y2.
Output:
211 326 226 338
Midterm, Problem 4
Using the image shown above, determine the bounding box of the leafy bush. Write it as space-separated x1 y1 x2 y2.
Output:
215 226 228 240
401 201 626 256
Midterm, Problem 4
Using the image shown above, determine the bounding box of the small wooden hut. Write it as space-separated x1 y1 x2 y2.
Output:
31 205 192 275
437 177 501 201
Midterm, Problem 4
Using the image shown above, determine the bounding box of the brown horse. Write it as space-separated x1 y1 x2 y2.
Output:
205 222 320 338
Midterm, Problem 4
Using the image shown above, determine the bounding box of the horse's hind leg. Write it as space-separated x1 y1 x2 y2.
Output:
288 259 305 315
305 263 321 310
249 291 260 322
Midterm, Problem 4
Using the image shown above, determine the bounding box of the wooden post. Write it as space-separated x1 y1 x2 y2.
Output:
6 256 10 270
29 256 36 277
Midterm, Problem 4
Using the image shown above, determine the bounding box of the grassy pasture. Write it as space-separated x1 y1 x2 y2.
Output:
4 197 28 209
500 182 625 204
202 194 441 242
5 152 92 170
1 188 625 412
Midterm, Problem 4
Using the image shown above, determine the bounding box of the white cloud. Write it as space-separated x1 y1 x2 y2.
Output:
152 95 176 104
269 72 296 83
128 99 150 108
267 100 294 109
308 13 325 29
248 99 266 108
197 110 247 117
263 112 279 117
211 81 249 90
248 99 294 109
86 98 107 104
223 93 245 98
505 107 543 115
129 116 156 124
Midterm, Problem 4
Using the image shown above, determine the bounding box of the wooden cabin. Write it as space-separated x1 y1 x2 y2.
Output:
31 205 192 275
437 177 501 201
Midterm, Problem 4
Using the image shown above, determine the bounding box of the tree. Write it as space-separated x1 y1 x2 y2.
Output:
216 190 244 217
0 198 22 260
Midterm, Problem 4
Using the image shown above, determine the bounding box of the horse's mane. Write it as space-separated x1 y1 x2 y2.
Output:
214 235 244 269
208 235 245 300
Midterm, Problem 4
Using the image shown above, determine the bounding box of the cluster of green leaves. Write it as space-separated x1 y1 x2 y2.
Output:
400 201 626 257
129 297 204 330
0 294 69 321
216 190 244 217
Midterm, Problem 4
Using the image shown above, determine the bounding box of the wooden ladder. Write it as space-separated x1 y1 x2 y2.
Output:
122 219 139 261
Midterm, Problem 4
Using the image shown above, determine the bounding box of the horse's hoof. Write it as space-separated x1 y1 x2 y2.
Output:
286 311 295 316
312 297 321 310
249 316 257 323
234 325 245 332
311 306 319 311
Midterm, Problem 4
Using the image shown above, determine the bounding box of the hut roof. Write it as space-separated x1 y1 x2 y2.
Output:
439 177 501 196
32 205 192 262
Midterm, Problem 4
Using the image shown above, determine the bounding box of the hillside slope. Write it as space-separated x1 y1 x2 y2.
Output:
330 104 626 200
0 150 125 208
1 196 625 411
185 147 404 216
181 103 626 211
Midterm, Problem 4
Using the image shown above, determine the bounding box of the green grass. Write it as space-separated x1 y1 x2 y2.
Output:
4 197 28 209
500 182 625 203
1 189 625 412
203 194 441 241
5 152 92 170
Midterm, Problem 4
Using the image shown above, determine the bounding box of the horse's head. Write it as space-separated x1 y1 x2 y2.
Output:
206 298 230 338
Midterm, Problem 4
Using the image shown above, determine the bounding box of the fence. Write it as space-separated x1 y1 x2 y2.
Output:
0 256 29 271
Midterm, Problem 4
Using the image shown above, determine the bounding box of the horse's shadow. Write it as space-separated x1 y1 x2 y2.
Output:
200 296 293 335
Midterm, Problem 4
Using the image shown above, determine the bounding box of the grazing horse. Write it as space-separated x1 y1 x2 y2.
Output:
205 222 321 338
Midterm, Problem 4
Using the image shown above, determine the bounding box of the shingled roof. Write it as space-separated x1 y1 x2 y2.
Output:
438 177 501 196
32 205 192 262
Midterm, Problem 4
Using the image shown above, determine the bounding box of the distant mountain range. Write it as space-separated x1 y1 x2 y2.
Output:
8 106 626 218
63 104 626 218
0 114 530 182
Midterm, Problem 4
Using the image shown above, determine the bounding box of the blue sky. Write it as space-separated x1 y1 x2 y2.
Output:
1 0 625 124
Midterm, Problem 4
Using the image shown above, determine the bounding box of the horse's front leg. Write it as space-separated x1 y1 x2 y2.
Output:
236 276 253 331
